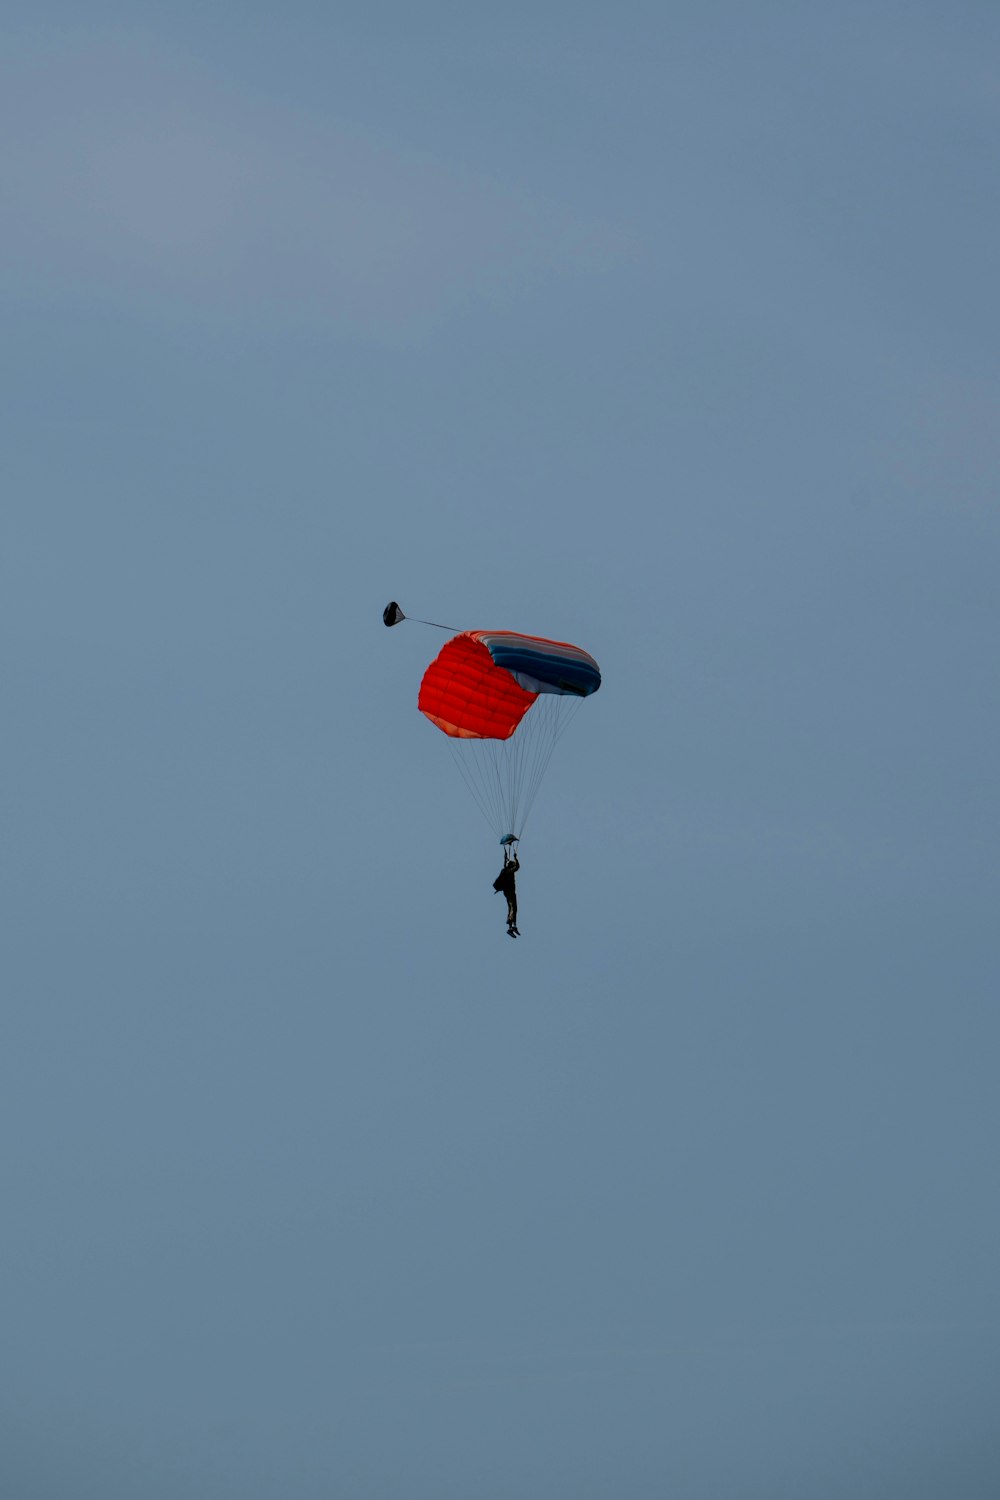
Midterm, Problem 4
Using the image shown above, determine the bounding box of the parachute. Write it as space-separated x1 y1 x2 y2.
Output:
386 604 601 842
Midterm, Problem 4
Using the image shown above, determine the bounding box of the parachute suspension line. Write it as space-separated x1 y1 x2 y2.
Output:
515 693 584 833
443 692 585 843
446 735 512 839
446 736 505 836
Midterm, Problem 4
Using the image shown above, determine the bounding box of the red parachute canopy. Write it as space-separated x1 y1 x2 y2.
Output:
418 633 537 740
390 610 600 840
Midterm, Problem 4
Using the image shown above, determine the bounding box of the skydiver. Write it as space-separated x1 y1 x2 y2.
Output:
493 849 520 937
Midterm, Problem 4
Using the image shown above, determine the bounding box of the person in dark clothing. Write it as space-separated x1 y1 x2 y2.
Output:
493 851 520 937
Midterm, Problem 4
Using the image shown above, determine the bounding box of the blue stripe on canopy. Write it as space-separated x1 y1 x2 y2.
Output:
473 631 601 698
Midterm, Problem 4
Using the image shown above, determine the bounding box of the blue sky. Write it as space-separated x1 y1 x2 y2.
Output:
3 5 999 1496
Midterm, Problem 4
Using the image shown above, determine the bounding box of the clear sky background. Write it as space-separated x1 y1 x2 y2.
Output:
3 4 999 1496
